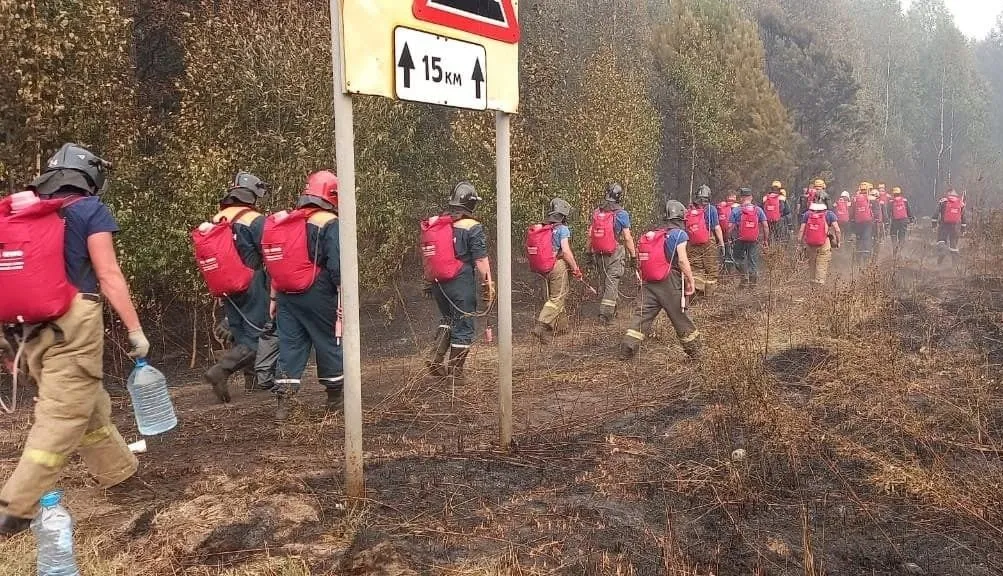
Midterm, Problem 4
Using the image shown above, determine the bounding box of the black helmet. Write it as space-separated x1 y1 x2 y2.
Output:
448 181 481 214
815 190 831 208
696 185 712 204
664 199 687 221
30 143 111 196
222 171 269 205
548 197 572 221
739 187 753 198
604 182 623 204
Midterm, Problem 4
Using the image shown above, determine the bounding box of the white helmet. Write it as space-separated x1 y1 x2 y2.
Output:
841 191 850 199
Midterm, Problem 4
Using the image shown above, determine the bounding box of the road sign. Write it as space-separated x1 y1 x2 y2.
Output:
394 27 486 110
413 0 520 44
341 0 518 113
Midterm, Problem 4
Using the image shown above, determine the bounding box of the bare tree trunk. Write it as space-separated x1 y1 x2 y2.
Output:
689 120 696 204
934 64 946 203
947 84 956 186
884 57 891 140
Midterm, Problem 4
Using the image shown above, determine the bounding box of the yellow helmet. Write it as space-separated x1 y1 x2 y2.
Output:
877 183 886 190
891 187 902 195
771 180 782 189
858 181 872 192
813 179 826 189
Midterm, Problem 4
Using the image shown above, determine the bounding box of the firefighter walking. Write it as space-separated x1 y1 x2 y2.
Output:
420 182 495 388
587 182 637 324
528 199 583 343
262 171 344 421
889 187 914 255
619 200 701 360
196 172 277 403
716 193 738 274
730 188 770 287
933 188 966 264
684 185 725 298
762 181 791 243
797 192 841 284
0 144 149 535
849 182 878 264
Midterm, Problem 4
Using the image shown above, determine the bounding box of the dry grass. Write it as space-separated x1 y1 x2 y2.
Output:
1 225 1001 574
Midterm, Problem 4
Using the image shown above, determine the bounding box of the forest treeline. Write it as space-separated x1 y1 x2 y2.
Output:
2 0 1002 302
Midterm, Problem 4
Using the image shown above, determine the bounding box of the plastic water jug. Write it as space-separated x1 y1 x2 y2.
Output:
127 359 178 436
31 490 80 576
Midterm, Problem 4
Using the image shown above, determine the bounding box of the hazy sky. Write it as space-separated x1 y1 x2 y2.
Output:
901 0 1003 40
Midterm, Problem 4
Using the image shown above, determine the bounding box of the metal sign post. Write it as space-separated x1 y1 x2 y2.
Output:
329 0 364 498
496 111 513 449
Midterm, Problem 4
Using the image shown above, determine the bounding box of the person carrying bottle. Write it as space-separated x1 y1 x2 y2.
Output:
587 182 637 324
195 172 277 403
529 198 583 343
261 171 344 421
420 182 495 389
0 144 149 536
619 199 701 361
729 187 770 287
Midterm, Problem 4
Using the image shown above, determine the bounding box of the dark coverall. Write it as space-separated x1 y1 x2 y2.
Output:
274 211 343 395
889 198 914 251
211 206 276 390
621 223 701 359
934 198 966 263
433 213 487 348
849 195 878 264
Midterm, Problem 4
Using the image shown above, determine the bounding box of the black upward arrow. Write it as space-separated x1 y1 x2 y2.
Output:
472 58 484 100
398 43 415 88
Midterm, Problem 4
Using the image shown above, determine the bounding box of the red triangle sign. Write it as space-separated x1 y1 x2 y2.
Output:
413 0 520 44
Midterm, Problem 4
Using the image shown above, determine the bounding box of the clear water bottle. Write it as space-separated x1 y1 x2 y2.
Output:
31 490 80 576
127 359 178 436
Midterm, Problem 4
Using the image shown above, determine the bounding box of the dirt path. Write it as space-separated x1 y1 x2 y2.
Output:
1 229 1001 575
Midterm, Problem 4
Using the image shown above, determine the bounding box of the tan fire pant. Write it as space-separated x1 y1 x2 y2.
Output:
537 260 570 329
1 295 137 518
687 241 720 294
622 273 701 357
805 239 832 284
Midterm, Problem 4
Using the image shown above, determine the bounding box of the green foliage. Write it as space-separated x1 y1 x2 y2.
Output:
2 0 1003 308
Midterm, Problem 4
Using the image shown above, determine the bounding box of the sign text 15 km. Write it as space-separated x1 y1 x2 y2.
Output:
394 27 487 111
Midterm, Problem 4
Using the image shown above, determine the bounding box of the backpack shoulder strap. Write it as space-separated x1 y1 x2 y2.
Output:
307 210 337 227
453 217 478 231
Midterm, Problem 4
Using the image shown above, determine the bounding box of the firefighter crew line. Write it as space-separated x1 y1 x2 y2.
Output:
0 143 970 537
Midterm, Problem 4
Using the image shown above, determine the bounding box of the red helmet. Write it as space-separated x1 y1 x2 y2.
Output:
303 170 339 207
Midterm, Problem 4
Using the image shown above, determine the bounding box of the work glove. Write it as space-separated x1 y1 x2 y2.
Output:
719 245 726 259
482 280 496 304
572 267 584 281
128 328 150 359
627 255 637 270
213 319 232 343
422 279 434 299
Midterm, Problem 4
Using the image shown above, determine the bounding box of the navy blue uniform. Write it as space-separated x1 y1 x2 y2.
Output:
433 213 487 347
275 211 343 393
213 207 270 350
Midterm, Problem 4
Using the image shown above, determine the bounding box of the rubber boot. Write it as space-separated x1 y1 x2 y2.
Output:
0 513 31 537
530 321 553 344
204 344 255 403
447 346 470 387
427 326 451 379
326 385 344 412
274 393 289 423
618 342 637 361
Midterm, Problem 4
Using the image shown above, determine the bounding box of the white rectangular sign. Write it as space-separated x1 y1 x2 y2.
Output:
394 26 487 111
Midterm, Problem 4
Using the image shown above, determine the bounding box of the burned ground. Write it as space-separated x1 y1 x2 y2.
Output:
1 229 1002 575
